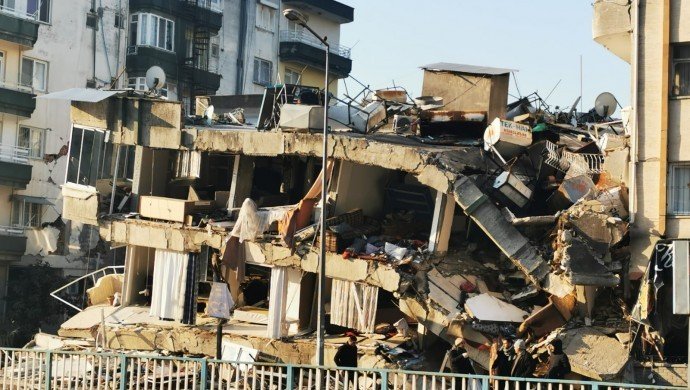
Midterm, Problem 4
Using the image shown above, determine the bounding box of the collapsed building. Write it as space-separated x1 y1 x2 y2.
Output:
34 62 685 386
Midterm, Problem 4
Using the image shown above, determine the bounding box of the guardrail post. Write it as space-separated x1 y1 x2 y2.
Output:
44 351 52 390
481 375 489 390
380 370 388 390
200 358 207 390
590 383 599 390
286 364 294 390
120 353 127 390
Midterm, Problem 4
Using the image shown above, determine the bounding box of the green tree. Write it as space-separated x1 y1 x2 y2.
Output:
4 262 68 347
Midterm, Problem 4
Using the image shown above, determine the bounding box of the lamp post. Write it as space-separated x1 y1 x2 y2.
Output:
283 8 329 367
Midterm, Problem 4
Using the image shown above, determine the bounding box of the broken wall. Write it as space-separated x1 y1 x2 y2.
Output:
421 71 509 120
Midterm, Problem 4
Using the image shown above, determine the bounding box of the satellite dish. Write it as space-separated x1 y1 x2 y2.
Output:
594 92 618 117
145 66 166 91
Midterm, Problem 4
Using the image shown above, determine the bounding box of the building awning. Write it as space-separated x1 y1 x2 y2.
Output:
12 195 54 205
36 88 125 103
420 62 517 76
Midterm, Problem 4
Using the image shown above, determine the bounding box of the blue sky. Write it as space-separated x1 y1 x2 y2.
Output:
337 0 630 114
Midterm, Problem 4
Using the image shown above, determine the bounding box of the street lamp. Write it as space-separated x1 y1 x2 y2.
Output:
283 8 330 367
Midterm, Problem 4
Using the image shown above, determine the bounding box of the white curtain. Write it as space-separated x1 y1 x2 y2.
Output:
150 249 188 321
267 267 287 339
330 279 379 333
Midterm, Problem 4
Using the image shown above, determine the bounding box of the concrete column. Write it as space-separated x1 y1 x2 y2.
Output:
228 155 255 209
429 191 456 254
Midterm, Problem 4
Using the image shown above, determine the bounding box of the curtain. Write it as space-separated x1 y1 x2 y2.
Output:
267 266 287 339
150 249 188 321
330 279 379 333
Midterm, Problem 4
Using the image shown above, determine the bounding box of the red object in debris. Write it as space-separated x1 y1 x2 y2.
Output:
460 281 476 292
342 251 352 259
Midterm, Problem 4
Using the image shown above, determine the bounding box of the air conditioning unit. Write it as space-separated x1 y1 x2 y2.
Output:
393 115 417 134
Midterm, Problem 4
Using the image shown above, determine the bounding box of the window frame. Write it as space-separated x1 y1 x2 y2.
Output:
255 4 275 32
672 43 690 97
11 199 42 228
65 125 108 188
0 51 4 84
284 68 301 85
668 162 690 216
129 12 174 52
16 125 44 159
253 57 272 86
19 56 48 92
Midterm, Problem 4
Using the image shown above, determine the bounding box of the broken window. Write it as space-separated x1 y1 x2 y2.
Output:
253 57 272 86
26 0 49 22
11 199 42 228
130 13 174 51
20 57 47 92
66 126 106 187
17 126 44 159
668 163 690 215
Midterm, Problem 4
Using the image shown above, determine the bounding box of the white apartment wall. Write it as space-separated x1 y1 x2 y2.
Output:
0 1 126 273
218 0 280 95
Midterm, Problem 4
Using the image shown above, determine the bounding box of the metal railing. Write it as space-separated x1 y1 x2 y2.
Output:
0 144 30 164
0 225 24 237
50 266 125 312
182 0 223 12
0 348 683 390
280 30 352 58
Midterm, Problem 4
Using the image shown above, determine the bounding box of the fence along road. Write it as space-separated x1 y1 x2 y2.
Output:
0 348 683 390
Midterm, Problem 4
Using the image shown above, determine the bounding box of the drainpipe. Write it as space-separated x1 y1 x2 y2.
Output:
629 0 639 225
658 0 670 238
235 0 248 94
92 0 97 81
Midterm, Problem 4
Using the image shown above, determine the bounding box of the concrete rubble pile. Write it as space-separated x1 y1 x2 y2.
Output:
42 62 677 384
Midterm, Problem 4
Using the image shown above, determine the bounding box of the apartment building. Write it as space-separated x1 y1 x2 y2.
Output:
593 0 690 277
217 0 353 96
0 0 127 316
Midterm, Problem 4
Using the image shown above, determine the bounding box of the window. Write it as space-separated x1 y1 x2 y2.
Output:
101 144 135 181
11 200 42 228
253 57 272 86
17 126 44 159
26 0 50 22
129 13 174 51
256 4 275 32
669 163 690 215
287 20 303 36
0 51 4 83
114 12 125 28
127 76 147 91
210 35 219 72
284 68 301 85
20 57 48 92
66 126 106 187
672 44 690 97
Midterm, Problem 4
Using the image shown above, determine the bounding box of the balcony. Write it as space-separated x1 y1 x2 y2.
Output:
592 0 632 63
129 0 222 32
182 58 222 95
279 31 352 78
126 45 180 79
282 0 353 24
0 84 37 118
0 226 27 257
0 7 40 48
0 145 32 189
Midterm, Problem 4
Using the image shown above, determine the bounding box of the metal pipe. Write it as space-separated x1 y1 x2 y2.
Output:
629 0 639 225
316 37 329 368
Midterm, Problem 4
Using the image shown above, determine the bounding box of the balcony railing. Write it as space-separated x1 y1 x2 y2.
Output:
0 144 30 164
50 265 125 312
181 0 223 13
0 348 684 390
279 30 351 59
0 225 24 237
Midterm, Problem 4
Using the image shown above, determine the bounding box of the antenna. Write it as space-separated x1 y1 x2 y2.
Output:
594 92 618 117
145 66 166 94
